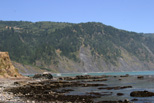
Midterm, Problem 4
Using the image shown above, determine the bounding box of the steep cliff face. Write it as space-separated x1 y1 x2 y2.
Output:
12 46 154 74
0 52 22 78
55 46 154 73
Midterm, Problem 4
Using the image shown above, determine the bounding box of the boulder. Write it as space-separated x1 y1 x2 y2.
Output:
130 90 154 97
120 74 129 77
76 75 91 79
33 73 53 79
117 93 124 96
33 74 42 78
137 76 144 79
42 73 53 79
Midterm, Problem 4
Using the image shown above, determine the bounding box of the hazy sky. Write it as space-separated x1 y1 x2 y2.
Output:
0 0 154 33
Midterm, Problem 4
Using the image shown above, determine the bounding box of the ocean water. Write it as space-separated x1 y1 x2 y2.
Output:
23 71 154 77
51 71 154 77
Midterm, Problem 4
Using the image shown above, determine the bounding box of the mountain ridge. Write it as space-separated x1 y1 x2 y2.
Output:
0 21 154 73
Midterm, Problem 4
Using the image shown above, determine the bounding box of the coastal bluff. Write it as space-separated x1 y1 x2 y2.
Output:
0 52 22 78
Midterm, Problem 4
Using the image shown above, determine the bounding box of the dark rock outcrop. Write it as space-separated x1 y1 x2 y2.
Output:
98 86 132 90
137 76 144 79
96 99 131 103
130 90 154 97
33 73 53 79
117 93 124 96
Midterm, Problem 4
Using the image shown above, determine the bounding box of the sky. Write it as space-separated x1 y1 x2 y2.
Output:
0 0 154 33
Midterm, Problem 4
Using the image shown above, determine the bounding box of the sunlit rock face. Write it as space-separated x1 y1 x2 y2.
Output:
0 52 22 78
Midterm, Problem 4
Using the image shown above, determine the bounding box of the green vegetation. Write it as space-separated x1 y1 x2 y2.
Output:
0 21 154 69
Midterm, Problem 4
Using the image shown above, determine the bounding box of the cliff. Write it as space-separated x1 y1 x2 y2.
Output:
0 52 22 78
51 46 154 73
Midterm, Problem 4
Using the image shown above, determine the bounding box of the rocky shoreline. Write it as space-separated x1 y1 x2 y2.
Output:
0 78 32 103
1 74 154 103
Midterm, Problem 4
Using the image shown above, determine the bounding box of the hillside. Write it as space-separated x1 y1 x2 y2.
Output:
0 21 154 73
0 52 22 78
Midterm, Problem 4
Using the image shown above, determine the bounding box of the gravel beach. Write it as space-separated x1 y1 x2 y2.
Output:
0 78 32 103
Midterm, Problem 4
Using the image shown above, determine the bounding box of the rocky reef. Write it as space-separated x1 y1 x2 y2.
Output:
4 75 134 103
2 74 154 103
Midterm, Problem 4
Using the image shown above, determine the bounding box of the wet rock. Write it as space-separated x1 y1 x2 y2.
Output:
120 74 129 77
42 73 53 79
33 73 53 79
93 79 108 82
96 100 131 103
62 77 76 80
86 92 102 97
120 86 132 89
80 79 108 83
33 74 42 79
74 75 107 80
14 82 20 85
117 93 124 96
130 90 154 97
98 86 132 90
58 77 64 80
131 98 138 101
13 81 27 86
101 92 113 96
137 76 144 79
124 99 130 103
82 83 107 87
76 75 91 79
59 75 108 81
57 89 74 93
